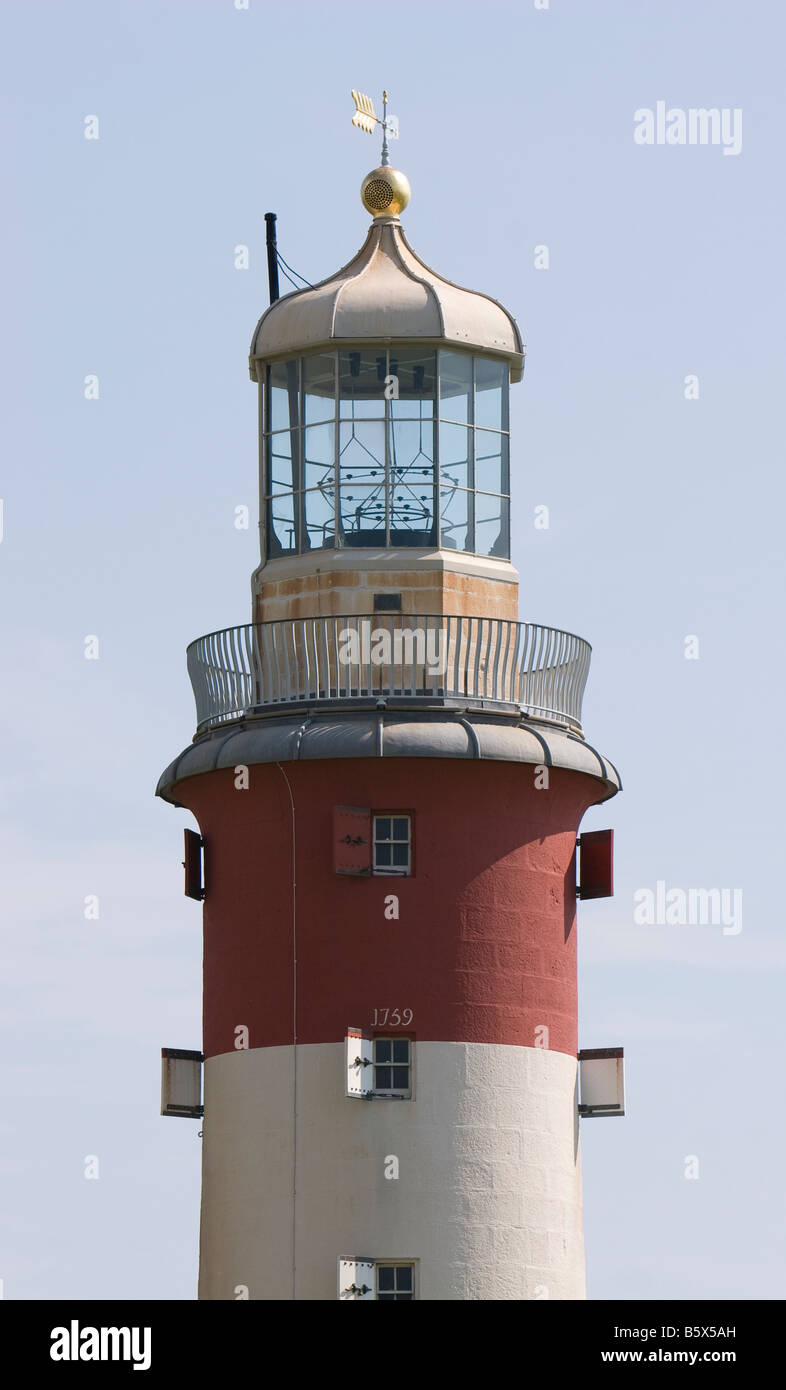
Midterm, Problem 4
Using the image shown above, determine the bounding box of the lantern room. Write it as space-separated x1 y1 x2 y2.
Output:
248 181 525 623
260 347 512 558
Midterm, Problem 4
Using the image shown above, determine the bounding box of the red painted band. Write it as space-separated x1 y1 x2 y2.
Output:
173 759 605 1060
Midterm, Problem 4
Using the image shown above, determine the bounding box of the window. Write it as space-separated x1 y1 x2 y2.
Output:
333 808 414 877
372 1038 411 1097
345 1030 414 1100
338 1259 417 1300
373 815 411 875
377 1264 415 1300
373 591 402 611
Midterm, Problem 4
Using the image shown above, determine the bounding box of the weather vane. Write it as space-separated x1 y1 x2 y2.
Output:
350 89 399 168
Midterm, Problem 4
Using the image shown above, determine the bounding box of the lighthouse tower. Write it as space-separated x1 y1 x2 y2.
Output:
157 123 622 1301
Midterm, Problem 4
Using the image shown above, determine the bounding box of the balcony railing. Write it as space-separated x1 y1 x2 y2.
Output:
185 615 591 736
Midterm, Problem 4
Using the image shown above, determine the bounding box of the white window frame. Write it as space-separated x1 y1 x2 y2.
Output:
371 1036 413 1099
375 1261 417 1301
372 813 412 876
338 1259 418 1300
346 1031 414 1100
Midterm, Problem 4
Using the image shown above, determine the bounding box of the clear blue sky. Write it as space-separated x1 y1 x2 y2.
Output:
1 0 783 1300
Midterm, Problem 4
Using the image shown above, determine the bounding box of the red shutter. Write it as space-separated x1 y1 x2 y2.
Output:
334 806 372 876
578 828 614 900
184 829 204 900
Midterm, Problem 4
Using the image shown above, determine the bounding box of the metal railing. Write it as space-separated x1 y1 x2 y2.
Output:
186 615 591 735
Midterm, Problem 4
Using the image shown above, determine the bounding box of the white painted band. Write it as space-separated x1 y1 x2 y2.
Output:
198 1041 585 1301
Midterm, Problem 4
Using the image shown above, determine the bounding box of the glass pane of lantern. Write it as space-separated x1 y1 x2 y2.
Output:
339 351 386 418
439 422 470 489
268 493 297 555
267 360 300 433
440 486 471 552
389 474 434 546
475 493 509 559
474 357 508 432
439 351 472 423
303 354 336 424
474 433 508 495
389 350 436 419
339 422 386 486
304 487 335 550
303 423 335 489
390 419 435 485
267 432 295 494
339 485 386 545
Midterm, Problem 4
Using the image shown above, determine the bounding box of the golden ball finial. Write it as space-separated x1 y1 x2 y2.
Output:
361 166 411 219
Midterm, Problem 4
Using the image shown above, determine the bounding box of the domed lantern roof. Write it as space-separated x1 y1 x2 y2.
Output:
249 165 525 382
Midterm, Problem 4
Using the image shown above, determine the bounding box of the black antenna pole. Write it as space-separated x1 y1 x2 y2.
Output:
264 212 280 304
